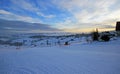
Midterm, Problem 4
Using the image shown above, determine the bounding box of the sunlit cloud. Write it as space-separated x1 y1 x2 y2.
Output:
53 0 120 30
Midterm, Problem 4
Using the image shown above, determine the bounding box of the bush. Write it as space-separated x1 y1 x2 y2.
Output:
92 31 99 41
100 35 110 41
64 41 69 45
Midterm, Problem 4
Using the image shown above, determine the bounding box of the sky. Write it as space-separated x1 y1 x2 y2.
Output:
0 0 120 33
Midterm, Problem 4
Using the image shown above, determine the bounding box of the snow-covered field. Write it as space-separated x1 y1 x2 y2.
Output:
0 39 120 74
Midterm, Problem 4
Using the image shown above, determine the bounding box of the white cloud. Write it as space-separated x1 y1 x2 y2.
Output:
0 10 11 15
53 17 76 29
54 0 117 12
53 0 119 30
10 0 38 11
10 0 56 19
37 12 55 18
0 10 42 23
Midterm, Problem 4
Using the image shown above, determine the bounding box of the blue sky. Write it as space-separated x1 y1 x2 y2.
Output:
0 0 120 33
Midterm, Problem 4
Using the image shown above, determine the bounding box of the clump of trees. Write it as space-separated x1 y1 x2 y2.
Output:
91 29 112 42
92 28 99 41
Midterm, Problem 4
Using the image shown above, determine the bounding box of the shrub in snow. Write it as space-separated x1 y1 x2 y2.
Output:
64 41 69 45
99 31 117 41
100 35 110 41
70 39 74 41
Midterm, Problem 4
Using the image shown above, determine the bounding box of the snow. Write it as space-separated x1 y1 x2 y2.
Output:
0 38 120 74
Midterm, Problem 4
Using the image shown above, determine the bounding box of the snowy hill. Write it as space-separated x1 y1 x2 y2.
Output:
0 39 120 74
0 33 90 48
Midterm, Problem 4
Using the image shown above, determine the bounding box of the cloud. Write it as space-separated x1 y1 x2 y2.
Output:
0 10 42 23
10 0 38 11
54 0 117 12
53 0 119 29
0 10 11 15
10 0 55 18
0 0 119 33
0 19 61 33
37 12 55 19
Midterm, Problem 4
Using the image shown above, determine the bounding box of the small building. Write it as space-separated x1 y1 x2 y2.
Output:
116 22 120 31
116 21 120 36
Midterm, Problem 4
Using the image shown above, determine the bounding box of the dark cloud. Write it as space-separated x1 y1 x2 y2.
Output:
0 19 61 34
90 24 115 29
99 24 115 29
